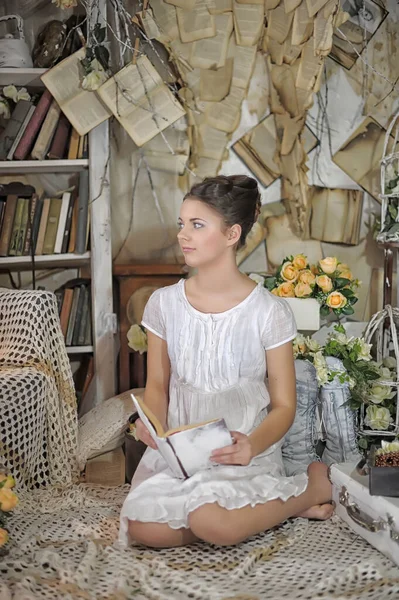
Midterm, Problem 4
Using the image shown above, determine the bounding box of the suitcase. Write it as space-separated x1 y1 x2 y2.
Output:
330 462 399 566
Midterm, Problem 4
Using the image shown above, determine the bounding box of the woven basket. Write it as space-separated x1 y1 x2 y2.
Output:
361 305 399 437
378 111 399 243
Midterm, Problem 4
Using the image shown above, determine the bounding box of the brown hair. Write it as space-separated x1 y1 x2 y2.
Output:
184 175 261 249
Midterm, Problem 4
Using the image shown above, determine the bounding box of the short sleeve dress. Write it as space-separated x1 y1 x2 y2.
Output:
119 279 308 544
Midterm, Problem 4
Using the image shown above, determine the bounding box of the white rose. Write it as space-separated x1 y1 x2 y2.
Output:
365 405 392 430
369 384 395 404
3 85 18 102
316 366 329 386
82 69 108 91
356 339 372 362
248 273 265 285
379 366 394 381
127 324 148 354
377 440 399 454
383 356 397 370
16 87 30 102
313 350 327 370
305 337 321 353
348 376 356 389
0 99 10 119
332 331 349 345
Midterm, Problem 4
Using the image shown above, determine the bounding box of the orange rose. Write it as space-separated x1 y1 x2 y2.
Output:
0 488 18 512
276 282 295 297
0 528 8 547
0 474 15 489
319 257 338 275
271 288 279 296
298 269 316 286
292 254 307 270
326 291 347 309
280 262 299 283
294 282 313 297
316 275 333 293
339 269 353 281
336 263 349 273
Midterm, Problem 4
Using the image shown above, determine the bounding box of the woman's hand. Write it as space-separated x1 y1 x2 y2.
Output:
135 418 157 450
210 431 253 466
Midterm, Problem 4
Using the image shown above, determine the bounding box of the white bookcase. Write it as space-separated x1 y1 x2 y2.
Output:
0 63 117 405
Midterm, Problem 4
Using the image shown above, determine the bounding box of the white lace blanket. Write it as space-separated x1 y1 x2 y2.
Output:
1 485 399 599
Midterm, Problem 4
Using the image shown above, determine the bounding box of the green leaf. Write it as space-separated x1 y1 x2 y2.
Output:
340 288 354 298
94 45 109 70
264 277 276 291
320 305 330 317
388 204 398 220
349 296 358 305
94 24 106 43
334 277 351 289
340 305 355 315
358 437 368 450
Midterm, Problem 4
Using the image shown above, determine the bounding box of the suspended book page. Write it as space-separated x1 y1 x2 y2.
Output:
165 0 195 7
96 56 186 147
208 0 233 13
142 119 190 174
205 86 245 133
150 0 180 43
292 0 313 46
197 124 229 161
227 37 257 90
233 1 264 46
267 6 294 44
41 49 112 136
176 0 216 43
199 57 233 102
190 13 233 69
310 187 363 245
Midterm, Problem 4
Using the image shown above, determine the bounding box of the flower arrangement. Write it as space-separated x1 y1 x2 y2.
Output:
294 324 398 451
80 24 110 91
0 473 18 556
0 86 31 119
253 254 360 318
127 324 148 355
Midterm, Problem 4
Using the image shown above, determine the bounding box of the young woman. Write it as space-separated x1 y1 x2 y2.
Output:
119 175 333 548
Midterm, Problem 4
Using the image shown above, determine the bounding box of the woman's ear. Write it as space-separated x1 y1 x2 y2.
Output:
227 224 241 247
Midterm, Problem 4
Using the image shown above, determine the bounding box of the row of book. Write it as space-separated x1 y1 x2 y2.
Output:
56 279 92 347
0 90 88 162
0 174 90 257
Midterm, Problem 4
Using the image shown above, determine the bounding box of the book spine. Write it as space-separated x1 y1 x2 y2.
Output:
75 170 89 254
59 287 74 338
35 197 51 255
72 283 87 346
23 195 38 255
77 285 89 345
47 113 71 160
42 198 62 254
54 192 71 253
8 197 25 256
30 195 44 252
66 286 81 346
6 105 35 161
67 128 80 160
16 199 30 256
13 90 53 161
0 195 18 256
0 101 33 160
31 100 61 161
61 194 75 254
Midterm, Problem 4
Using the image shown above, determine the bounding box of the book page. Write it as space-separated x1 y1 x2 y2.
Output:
271 64 299 116
292 0 313 46
165 0 195 7
267 6 294 44
199 57 233 102
176 0 216 43
228 39 257 89
41 49 111 136
205 86 244 132
190 13 233 69
295 36 324 91
143 122 190 173
208 0 233 13
249 117 281 176
198 124 229 160
150 0 180 43
138 8 161 40
233 1 264 47
305 0 330 18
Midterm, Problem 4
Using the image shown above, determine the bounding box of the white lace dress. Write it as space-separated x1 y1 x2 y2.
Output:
119 279 308 545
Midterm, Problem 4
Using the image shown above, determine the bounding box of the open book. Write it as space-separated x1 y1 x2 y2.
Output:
131 393 233 479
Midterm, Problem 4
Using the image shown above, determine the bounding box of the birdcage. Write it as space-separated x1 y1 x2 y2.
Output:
361 305 399 437
377 111 399 244
0 14 33 68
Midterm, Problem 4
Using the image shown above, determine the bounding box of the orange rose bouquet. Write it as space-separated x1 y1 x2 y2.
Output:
0 473 18 556
262 254 360 318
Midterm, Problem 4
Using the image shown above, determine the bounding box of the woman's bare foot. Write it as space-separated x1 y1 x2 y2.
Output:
295 462 334 520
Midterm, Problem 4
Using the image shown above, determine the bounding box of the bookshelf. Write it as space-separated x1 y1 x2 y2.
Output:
0 0 116 407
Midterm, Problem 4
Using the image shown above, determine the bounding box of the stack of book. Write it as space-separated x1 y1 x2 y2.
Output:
55 278 92 347
0 172 90 257
0 90 88 162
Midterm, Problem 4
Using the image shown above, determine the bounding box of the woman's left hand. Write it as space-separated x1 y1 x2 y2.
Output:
210 431 253 466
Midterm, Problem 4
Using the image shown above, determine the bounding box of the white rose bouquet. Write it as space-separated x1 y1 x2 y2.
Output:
294 324 398 452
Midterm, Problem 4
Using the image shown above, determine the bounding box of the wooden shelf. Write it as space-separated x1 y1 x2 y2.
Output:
377 241 399 249
66 346 94 354
0 252 90 272
0 159 88 174
0 68 47 88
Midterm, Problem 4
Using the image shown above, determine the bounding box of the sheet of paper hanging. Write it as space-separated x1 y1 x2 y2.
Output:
301 125 318 155
275 113 306 155
227 38 257 89
165 0 195 8
248 117 281 177
176 0 216 43
235 0 263 5
313 0 339 56
266 6 294 44
233 1 264 47
208 0 233 13
265 0 280 9
189 157 221 186
205 86 245 132
199 57 233 102
271 65 299 117
305 0 330 17
295 37 324 91
137 8 161 40
284 0 301 13
292 0 313 46
168 39 194 72
41 49 112 136
150 0 180 43
190 13 233 69
310 188 349 242
177 86 198 124
197 124 229 160
143 118 190 154
278 139 304 186
96 56 164 119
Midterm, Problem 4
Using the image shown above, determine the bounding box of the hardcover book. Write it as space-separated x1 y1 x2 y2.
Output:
131 393 233 479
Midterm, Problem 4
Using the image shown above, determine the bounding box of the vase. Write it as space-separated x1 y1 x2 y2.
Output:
282 298 320 332
320 356 362 466
282 359 320 476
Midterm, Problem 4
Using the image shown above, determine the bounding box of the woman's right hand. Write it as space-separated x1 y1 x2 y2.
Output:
135 418 157 449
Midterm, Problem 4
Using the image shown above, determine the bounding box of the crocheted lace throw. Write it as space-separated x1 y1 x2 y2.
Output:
0 288 79 490
1 485 399 599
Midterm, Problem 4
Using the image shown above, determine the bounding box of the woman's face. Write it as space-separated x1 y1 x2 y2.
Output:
177 198 235 268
